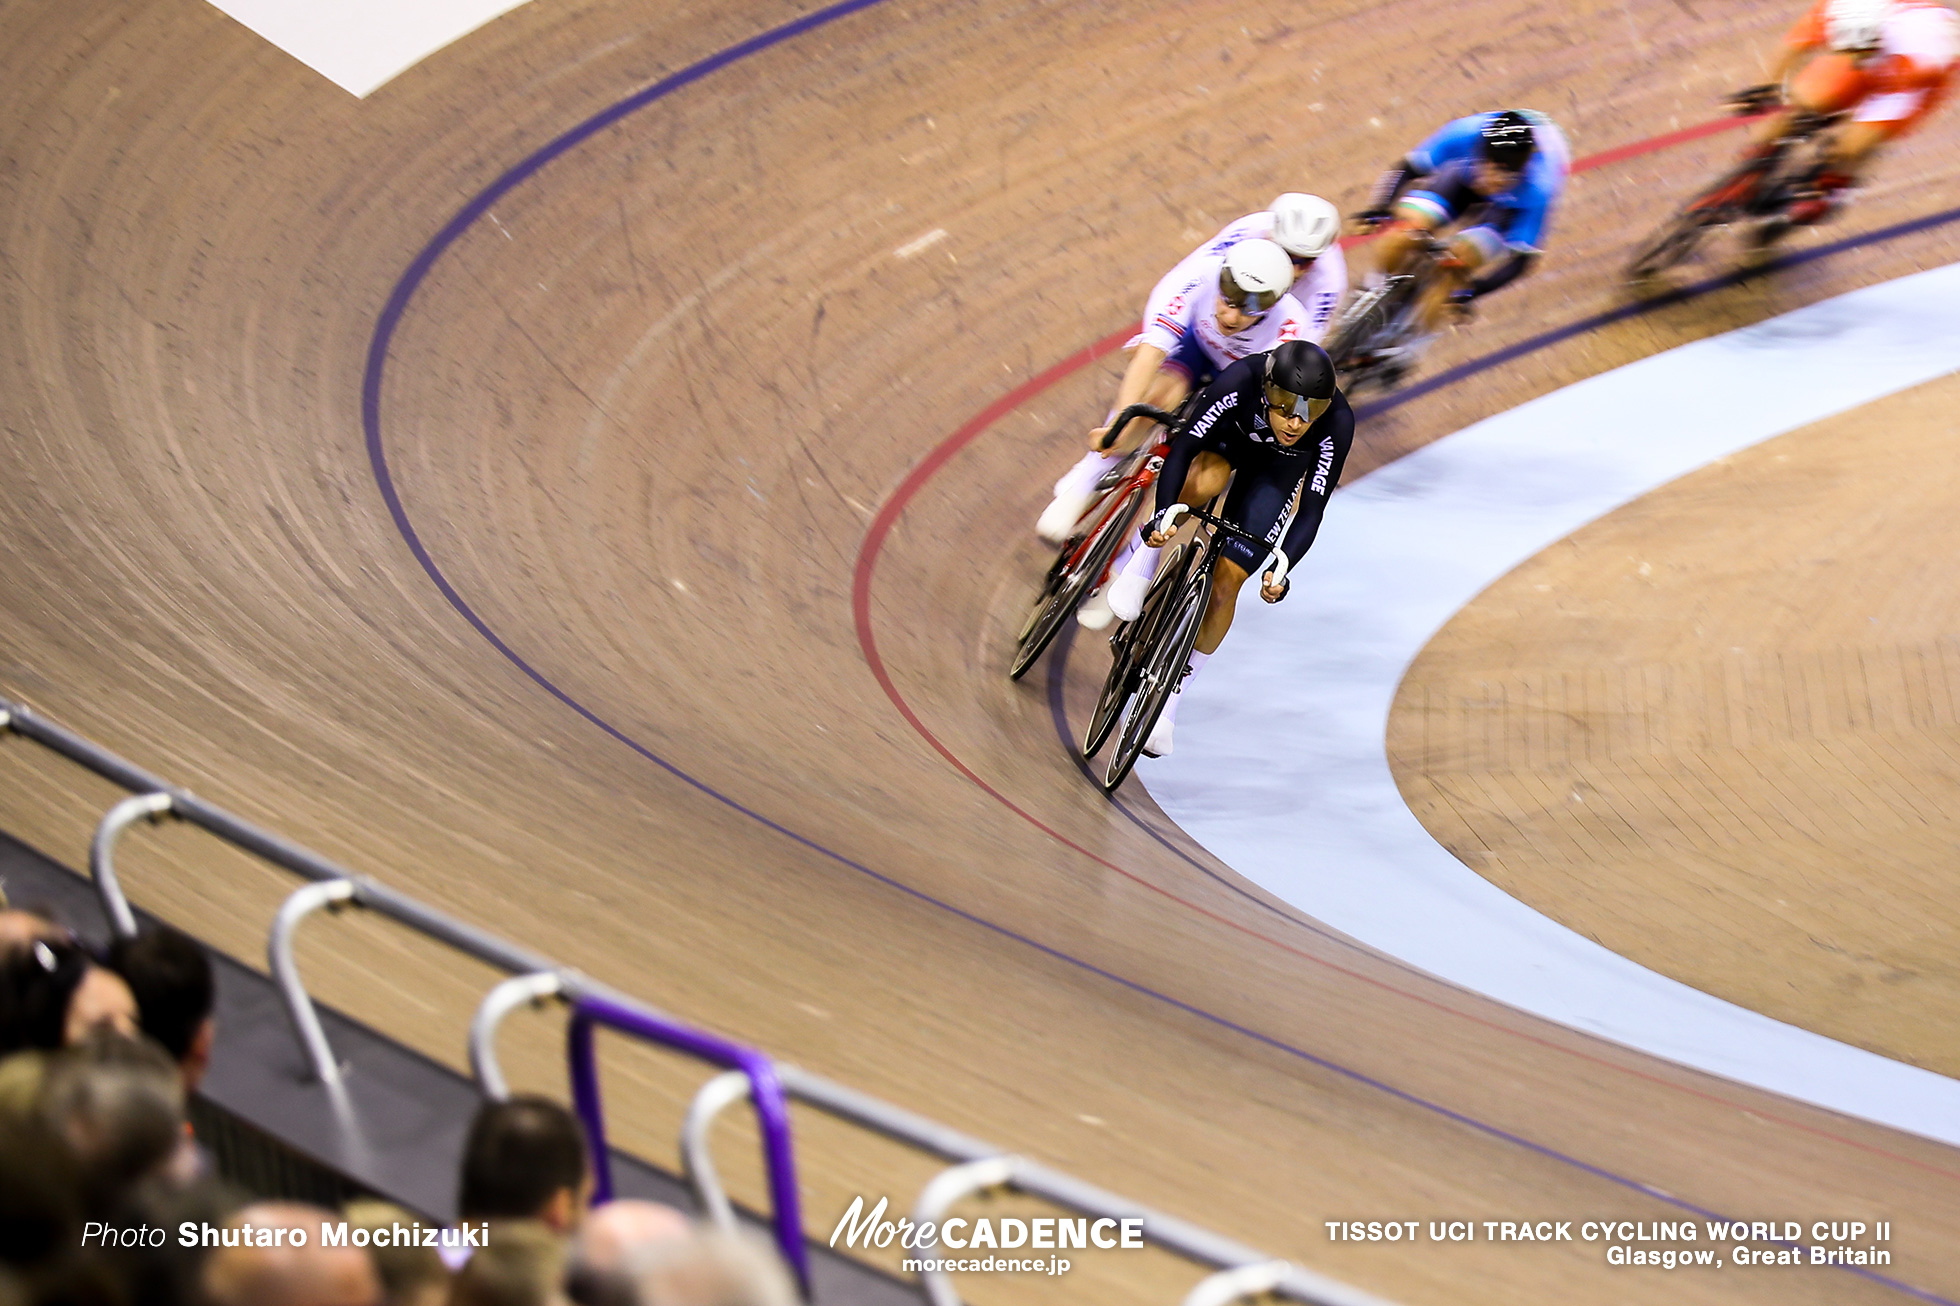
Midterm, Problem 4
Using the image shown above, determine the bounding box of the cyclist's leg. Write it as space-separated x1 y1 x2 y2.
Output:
1195 557 1249 654
1790 95 1932 225
1144 466 1286 754
1370 172 1463 283
1195 463 1290 654
1107 451 1229 621
1411 226 1498 336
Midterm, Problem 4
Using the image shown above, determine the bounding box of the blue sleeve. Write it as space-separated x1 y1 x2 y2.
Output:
1496 167 1561 252
1407 114 1486 174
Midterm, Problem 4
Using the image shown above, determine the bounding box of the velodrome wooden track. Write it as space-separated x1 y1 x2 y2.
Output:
3 0 1960 1302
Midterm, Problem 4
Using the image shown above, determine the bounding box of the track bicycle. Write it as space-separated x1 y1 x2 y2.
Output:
1625 89 1843 280
1321 230 1456 393
1009 403 1182 680
1081 501 1288 793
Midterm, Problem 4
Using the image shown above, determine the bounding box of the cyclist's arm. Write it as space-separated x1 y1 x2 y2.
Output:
1765 40 1810 85
1097 344 1171 447
1781 0 1829 57
1360 156 1426 218
1274 405 1355 568
1467 178 1554 288
1464 249 1538 298
1150 383 1243 518
1098 269 1200 448
1151 432 1202 522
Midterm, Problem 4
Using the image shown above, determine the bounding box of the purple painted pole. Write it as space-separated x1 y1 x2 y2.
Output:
564 995 810 1294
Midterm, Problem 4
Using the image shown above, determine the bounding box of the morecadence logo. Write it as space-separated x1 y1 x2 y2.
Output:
829 1196 1144 1277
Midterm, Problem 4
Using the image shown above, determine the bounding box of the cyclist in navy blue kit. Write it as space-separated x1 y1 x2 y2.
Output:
1103 340 1353 757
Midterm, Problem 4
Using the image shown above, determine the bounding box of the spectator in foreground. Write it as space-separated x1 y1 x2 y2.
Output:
446 1221 568 1306
203 1201 381 1306
346 1200 449 1306
38 1031 192 1212
628 1231 796 1306
0 1110 83 1274
566 1200 691 1306
0 938 139 1053
458 1096 592 1235
108 925 217 1093
0 902 62 951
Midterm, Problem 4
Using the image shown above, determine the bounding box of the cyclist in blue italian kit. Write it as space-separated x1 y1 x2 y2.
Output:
1353 109 1570 366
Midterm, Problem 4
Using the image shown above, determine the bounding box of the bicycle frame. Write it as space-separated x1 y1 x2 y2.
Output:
1626 104 1842 280
1009 404 1179 681
1086 498 1289 790
1324 233 1450 390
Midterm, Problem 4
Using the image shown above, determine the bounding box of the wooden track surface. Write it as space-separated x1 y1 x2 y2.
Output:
1389 368 1960 1081
2 0 1958 1301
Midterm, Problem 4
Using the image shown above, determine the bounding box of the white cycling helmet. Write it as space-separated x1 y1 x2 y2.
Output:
1218 238 1295 312
1269 193 1340 260
1825 0 1888 50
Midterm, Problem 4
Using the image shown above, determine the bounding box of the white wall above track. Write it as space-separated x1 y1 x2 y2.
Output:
204 0 533 96
1144 261 1960 1147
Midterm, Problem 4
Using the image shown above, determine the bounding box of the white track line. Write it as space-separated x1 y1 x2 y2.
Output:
204 0 533 96
1144 262 1960 1146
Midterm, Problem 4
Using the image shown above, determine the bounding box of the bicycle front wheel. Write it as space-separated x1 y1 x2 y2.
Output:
1323 283 1393 370
1010 483 1142 680
1082 542 1184 758
1101 565 1209 792
1625 210 1709 281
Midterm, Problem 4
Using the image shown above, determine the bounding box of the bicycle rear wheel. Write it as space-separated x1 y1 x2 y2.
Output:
1322 282 1395 370
1101 564 1209 792
1009 482 1142 680
1625 209 1712 281
1082 542 1184 758
1626 153 1781 281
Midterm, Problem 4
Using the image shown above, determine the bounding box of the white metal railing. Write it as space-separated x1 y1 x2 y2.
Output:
1 695 1398 1306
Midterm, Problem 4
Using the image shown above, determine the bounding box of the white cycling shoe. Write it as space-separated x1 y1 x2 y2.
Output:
1106 570 1151 624
1141 705 1175 758
1036 490 1096 544
1076 587 1115 631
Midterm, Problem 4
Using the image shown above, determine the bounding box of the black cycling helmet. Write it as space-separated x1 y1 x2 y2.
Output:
1478 109 1537 171
1265 341 1337 419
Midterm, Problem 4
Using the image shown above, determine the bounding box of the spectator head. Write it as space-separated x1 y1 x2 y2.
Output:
458 1096 590 1231
0 940 138 1053
39 1031 187 1211
628 1231 796 1306
567 1201 689 1306
0 1050 49 1121
0 908 61 952
343 1200 447 1306
447 1221 568 1306
108 925 216 1091
0 1110 82 1272
202 1202 381 1306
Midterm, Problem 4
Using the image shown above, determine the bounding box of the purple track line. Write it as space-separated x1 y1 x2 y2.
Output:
355 6 1960 1298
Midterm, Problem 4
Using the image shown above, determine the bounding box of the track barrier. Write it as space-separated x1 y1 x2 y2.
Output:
1 694 1398 1306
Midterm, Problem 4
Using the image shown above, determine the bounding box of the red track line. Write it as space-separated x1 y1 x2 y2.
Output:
848 113 1960 1181
1572 111 1763 172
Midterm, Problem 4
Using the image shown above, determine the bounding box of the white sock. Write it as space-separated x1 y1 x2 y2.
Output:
1161 650 1209 727
1053 450 1122 500
1109 530 1141 579
1118 533 1164 586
